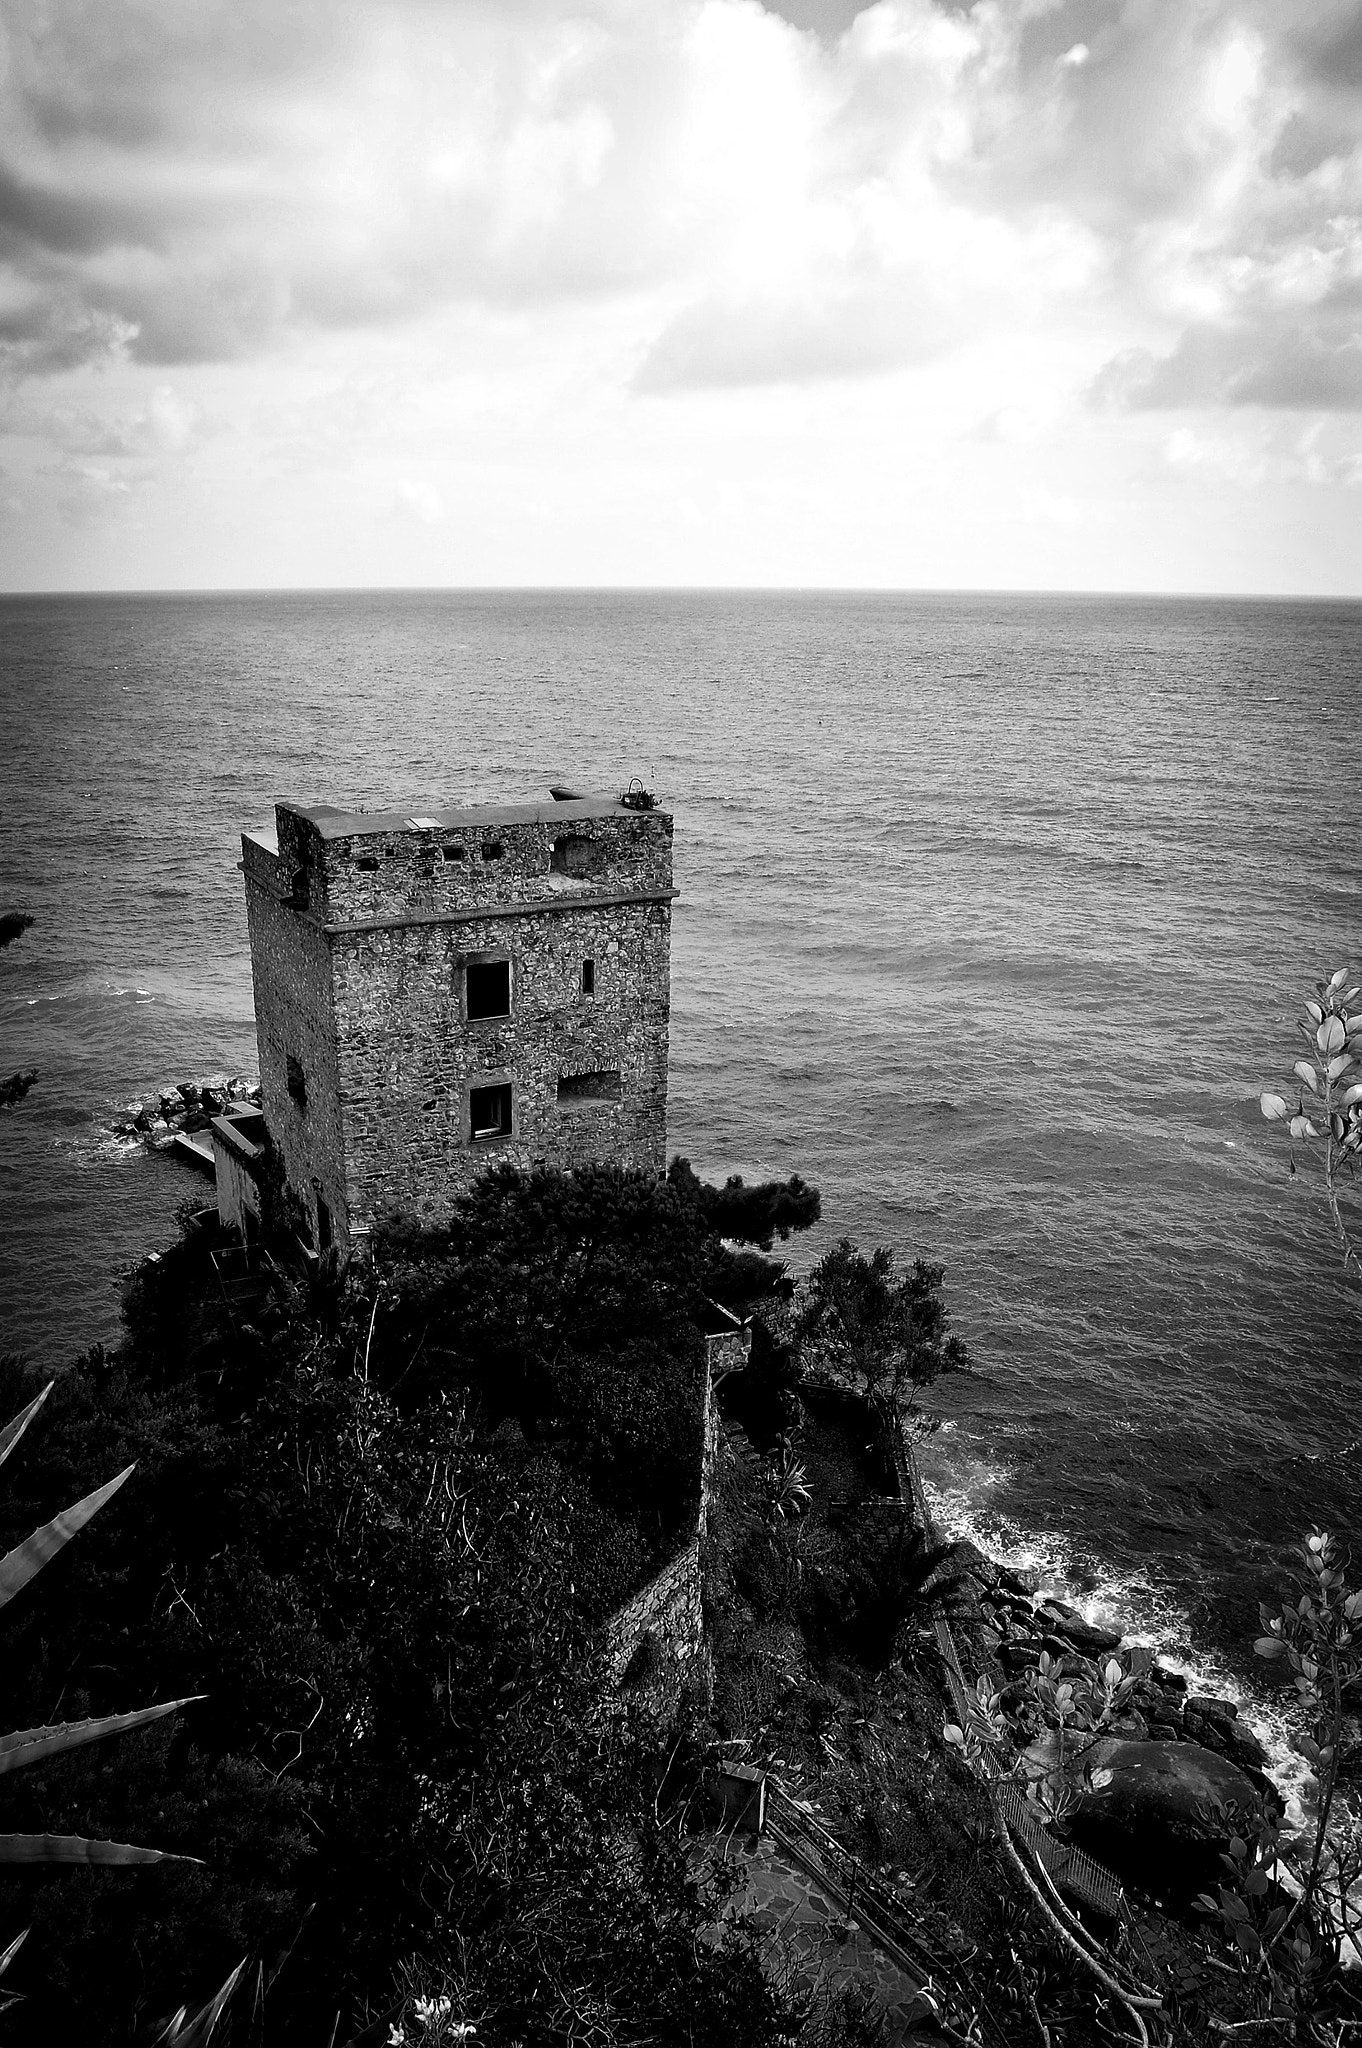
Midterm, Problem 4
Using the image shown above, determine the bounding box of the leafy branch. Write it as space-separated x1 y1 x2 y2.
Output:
1260 967 1362 1276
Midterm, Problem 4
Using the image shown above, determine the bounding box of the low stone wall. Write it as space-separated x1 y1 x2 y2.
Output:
601 1535 704 1685
600 1316 741 1688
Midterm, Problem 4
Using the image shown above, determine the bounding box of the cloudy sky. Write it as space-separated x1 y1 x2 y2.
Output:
1 0 1360 592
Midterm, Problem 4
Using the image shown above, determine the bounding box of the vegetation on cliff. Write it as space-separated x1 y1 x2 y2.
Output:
0 1160 819 2042
3 964 1359 2046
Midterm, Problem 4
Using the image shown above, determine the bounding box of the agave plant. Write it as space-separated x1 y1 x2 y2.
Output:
156 1957 250 2045
0 1380 202 1871
764 1443 812 1522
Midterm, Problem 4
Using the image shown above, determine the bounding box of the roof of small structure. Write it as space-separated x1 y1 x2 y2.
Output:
280 793 663 841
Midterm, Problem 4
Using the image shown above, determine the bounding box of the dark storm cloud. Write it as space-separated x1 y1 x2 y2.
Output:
0 159 160 258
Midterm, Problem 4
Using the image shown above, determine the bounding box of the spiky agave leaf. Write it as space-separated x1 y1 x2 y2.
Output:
0 1925 28 2012
156 1958 248 2046
0 1464 135 1611
0 1833 201 1867
0 1386 52 1477
0 1697 206 1779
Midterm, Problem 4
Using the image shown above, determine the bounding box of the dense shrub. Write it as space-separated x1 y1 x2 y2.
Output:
0 1162 807 2042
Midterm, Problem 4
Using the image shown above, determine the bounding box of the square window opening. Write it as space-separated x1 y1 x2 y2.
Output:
581 959 595 996
552 835 594 877
470 1083 512 1141
466 959 511 1020
481 841 504 862
441 844 465 863
354 855 379 872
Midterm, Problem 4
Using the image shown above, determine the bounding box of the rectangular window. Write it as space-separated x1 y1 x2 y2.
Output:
286 1054 307 1107
466 959 511 1020
581 959 595 996
441 844 465 863
557 1070 621 1107
470 1083 512 1141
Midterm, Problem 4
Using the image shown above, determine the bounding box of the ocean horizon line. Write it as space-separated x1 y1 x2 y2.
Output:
4 582 1362 605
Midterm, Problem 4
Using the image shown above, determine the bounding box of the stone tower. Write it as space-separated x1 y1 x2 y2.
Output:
241 787 674 1254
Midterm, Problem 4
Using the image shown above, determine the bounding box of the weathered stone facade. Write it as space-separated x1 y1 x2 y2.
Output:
242 791 675 1250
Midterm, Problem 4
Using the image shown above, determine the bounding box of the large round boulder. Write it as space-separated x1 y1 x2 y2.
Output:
1064 1738 1275 1899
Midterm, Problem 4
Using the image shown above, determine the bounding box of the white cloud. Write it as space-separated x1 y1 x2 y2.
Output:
0 0 1359 589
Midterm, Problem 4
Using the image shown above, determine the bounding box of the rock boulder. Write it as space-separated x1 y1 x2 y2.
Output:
1037 1600 1122 1656
1065 1738 1273 1898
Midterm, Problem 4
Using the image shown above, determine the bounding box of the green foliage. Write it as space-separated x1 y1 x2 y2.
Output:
667 1158 821 1250
0 1381 198 1879
762 1444 812 1523
1252 1530 1362 1964
796 1240 969 1411
374 1163 712 1551
827 1510 966 1669
721 1311 805 1448
1260 964 1362 1273
0 1164 791 2041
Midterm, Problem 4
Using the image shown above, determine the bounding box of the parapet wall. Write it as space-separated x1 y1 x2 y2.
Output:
280 799 674 928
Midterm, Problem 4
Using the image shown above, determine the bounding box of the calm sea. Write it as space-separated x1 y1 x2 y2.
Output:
2 589 1359 1746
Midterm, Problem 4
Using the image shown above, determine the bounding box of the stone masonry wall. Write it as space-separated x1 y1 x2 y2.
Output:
333 896 671 1234
243 837 349 1248
243 796 673 1248
313 805 674 925
600 1329 731 1688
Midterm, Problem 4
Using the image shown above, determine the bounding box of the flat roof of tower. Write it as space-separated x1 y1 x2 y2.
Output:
281 792 666 841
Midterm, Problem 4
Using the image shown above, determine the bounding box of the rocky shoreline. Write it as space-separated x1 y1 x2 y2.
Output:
957 1536 1272 1779
112 1074 262 1152
945 1534 1289 1905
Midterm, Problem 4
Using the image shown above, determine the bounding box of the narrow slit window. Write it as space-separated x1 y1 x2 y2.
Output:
558 1069 621 1108
286 1055 307 1107
581 959 595 996
466 959 511 1020
470 1083 512 1141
